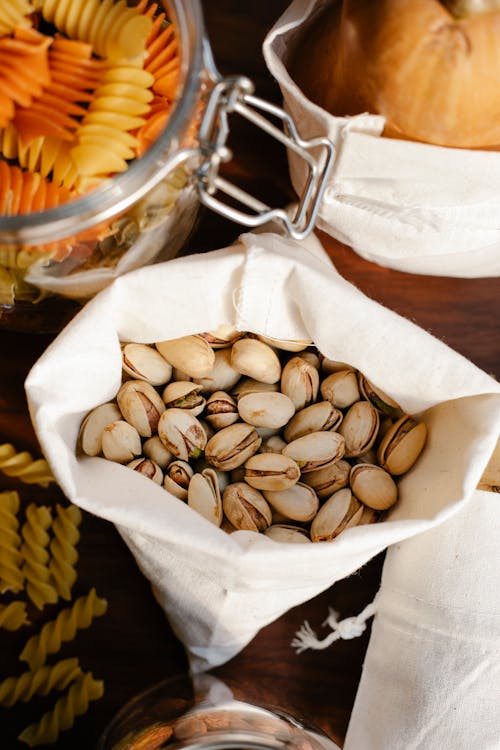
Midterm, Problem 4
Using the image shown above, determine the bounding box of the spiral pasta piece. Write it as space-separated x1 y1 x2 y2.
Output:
49 504 82 601
14 37 106 146
21 503 58 610
19 588 108 670
0 490 24 593
18 671 104 747
0 0 36 38
0 127 79 188
41 0 152 64
71 63 153 179
0 443 55 487
0 26 52 129
142 3 180 99
0 601 29 631
0 657 81 707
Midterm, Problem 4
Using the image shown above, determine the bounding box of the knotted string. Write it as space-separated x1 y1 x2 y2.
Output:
291 602 376 654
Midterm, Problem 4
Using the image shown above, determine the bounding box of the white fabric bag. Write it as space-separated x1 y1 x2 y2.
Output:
263 0 500 278
344 488 500 750
25 232 500 673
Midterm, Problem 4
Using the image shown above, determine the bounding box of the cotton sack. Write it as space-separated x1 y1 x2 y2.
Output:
342 488 500 750
263 0 500 278
25 232 500 674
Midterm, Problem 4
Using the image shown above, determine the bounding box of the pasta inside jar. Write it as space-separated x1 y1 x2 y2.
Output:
0 0 204 321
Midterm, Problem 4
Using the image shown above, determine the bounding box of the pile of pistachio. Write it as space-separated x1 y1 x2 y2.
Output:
78 328 427 543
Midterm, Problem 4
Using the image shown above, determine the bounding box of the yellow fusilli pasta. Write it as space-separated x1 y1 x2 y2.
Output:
0 601 29 631
0 0 35 38
71 63 153 180
49 504 82 601
19 588 108 670
21 503 58 610
0 443 55 487
18 671 104 747
0 657 81 707
0 490 24 593
40 0 152 63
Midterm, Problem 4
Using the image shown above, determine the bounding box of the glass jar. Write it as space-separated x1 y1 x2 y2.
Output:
97 673 341 750
0 1 334 331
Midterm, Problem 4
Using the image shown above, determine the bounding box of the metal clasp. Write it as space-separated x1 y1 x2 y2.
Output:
195 76 334 241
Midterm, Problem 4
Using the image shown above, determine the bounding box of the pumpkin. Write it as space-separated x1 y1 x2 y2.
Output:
290 0 500 149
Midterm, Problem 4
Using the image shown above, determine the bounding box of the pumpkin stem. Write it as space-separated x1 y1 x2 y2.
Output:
441 0 500 16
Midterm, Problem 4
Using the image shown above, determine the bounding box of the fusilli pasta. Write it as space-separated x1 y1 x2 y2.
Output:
0 0 35 37
0 490 24 593
0 443 55 487
49 504 82 601
19 588 108 670
0 601 29 631
14 37 105 146
18 671 104 747
21 503 59 610
0 26 52 129
0 657 81 707
71 63 153 179
40 0 152 63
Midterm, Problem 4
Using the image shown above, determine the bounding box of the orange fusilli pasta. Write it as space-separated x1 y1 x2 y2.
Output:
0 26 52 129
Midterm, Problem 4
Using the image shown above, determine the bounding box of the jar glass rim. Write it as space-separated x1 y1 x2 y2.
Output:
0 0 205 244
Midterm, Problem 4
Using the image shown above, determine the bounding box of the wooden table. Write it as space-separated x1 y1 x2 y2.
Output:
0 2 499 748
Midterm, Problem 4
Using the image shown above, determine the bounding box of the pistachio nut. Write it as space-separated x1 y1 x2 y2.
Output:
187 469 223 526
199 325 242 348
230 378 279 400
321 358 354 374
263 482 319 522
280 356 319 411
199 419 215 441
79 402 121 456
193 457 230 491
117 379 165 438
162 381 206 416
155 335 215 379
358 505 379 525
377 415 427 475
205 422 262 471
320 370 360 409
221 517 238 534
163 460 194 500
172 367 192 382
358 374 403 419
122 343 172 385
283 401 343 443
257 335 312 352
204 391 239 430
230 338 281 384
299 351 321 369
158 408 207 461
264 525 312 543
127 457 163 485
338 400 380 457
243 452 300 491
237 391 295 430
351 448 378 466
282 431 345 473
310 488 363 542
255 426 282 439
302 458 351 499
101 420 142 463
143 436 173 469
349 463 398 510
260 435 288 454
222 482 272 531
193 348 242 394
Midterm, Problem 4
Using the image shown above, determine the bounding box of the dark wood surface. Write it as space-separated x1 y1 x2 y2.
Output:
0 2 499 749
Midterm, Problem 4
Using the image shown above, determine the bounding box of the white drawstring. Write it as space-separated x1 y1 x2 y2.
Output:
291 602 376 654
